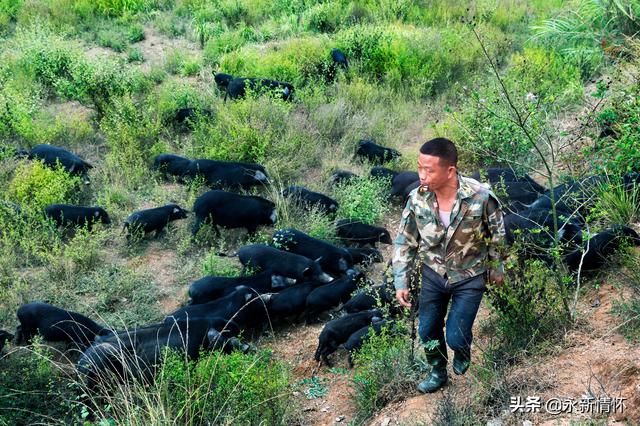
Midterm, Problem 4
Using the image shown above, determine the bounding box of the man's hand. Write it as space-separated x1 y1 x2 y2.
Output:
396 289 412 308
488 270 504 288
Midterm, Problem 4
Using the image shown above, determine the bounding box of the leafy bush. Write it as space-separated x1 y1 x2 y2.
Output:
85 349 293 425
15 25 148 117
531 0 640 77
506 47 583 106
220 35 332 87
587 82 640 174
97 27 127 52
0 0 24 34
94 0 169 17
0 339 77 426
302 1 345 33
0 82 44 145
100 95 160 187
439 81 545 171
202 25 256 67
590 179 640 226
8 160 81 210
75 264 161 325
485 259 571 359
190 96 293 163
334 176 390 225
127 22 145 42
334 23 508 95
351 326 415 423
202 250 241 277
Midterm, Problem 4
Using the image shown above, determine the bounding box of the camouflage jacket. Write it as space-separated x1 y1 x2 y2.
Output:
392 174 506 290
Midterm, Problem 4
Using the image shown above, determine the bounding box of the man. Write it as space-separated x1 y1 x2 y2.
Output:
393 137 506 393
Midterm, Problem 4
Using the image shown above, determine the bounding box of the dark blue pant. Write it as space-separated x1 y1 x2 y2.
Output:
418 265 486 361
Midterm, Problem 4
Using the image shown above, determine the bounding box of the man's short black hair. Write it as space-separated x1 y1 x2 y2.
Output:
419 137 458 167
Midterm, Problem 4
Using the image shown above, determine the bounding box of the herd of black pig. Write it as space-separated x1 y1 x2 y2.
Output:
2 48 639 399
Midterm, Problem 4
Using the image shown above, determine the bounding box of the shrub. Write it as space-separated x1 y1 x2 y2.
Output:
531 0 640 78
485 258 571 360
351 325 415 423
0 0 23 34
439 74 550 171
75 264 161 325
302 1 345 33
127 22 145 42
220 35 332 87
0 82 44 145
84 349 293 425
505 47 583 107
202 250 241 277
202 25 255 67
94 0 169 17
8 160 81 210
16 26 148 118
190 96 292 163
587 82 640 174
609 250 640 342
97 27 128 52
127 47 144 63
0 339 77 426
100 95 160 187
611 297 640 342
334 23 508 95
590 179 640 226
333 176 390 225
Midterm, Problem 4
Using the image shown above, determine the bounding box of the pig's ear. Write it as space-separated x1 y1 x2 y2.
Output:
173 207 180 214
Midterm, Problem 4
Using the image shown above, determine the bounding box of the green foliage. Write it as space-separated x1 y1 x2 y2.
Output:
485 259 571 359
94 0 167 17
75 264 161 325
97 27 128 52
202 25 255 67
611 297 640 341
610 250 640 341
127 47 144 63
302 1 345 33
127 22 145 42
431 391 480 426
202 250 241 277
191 96 293 163
351 326 414 423
15 25 148 117
8 160 81 210
220 35 332 87
334 176 390 225
587 82 640 174
100 95 160 187
531 0 640 77
154 349 292 425
333 23 509 96
296 376 328 399
0 340 77 426
506 47 583 106
590 179 640 226
0 80 45 144
0 0 23 34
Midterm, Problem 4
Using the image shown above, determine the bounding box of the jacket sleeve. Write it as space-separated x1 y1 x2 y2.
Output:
392 197 420 291
483 192 507 278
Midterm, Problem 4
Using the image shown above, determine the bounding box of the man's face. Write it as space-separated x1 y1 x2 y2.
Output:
417 154 456 191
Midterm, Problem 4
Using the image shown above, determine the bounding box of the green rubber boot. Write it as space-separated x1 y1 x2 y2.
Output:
417 346 448 394
452 348 471 376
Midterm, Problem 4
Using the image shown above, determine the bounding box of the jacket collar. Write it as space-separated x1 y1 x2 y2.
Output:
419 173 481 201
